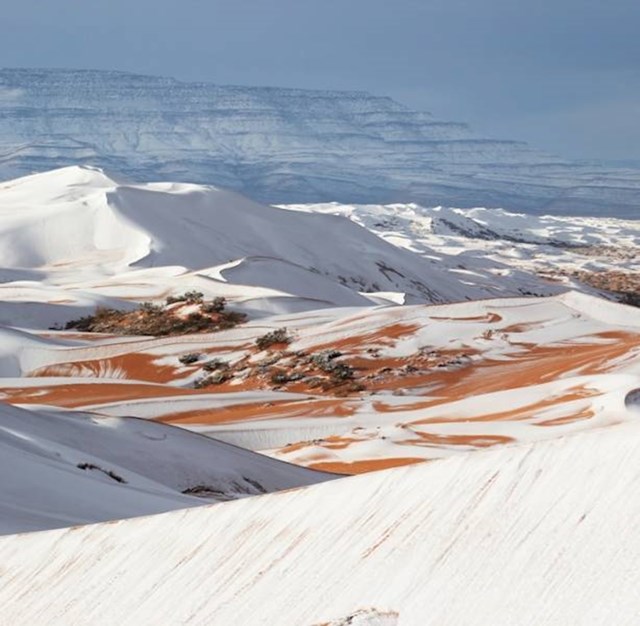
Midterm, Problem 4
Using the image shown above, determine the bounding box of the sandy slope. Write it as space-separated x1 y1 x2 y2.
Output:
7 291 638 475
0 164 638 620
1 167 634 330
2 422 640 625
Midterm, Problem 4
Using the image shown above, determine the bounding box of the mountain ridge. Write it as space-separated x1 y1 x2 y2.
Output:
2 68 638 217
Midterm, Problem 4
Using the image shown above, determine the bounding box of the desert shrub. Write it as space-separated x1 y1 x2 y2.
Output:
218 310 246 328
202 358 228 372
255 327 292 351
64 301 246 337
179 353 201 365
331 363 354 381
270 370 305 385
139 302 163 313
77 462 127 483
194 370 232 388
270 371 291 385
203 359 228 372
65 306 123 332
311 349 343 372
184 290 204 304
166 290 204 305
201 297 227 313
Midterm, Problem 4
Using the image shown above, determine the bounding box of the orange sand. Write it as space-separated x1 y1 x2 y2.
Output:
0 382 198 408
161 397 356 425
308 456 425 475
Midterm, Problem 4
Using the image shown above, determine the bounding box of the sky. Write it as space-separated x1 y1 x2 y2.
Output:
2 0 639 161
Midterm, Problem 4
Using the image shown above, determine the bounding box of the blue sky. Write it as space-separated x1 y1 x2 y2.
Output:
3 0 639 161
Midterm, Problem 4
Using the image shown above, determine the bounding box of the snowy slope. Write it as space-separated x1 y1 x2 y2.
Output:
0 166 577 328
0 402 333 534
285 201 639 302
2 422 640 624
2 68 640 216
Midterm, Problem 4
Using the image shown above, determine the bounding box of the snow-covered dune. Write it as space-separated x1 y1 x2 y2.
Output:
2 422 640 624
1 165 554 324
287 201 639 304
5 291 639 475
0 403 334 534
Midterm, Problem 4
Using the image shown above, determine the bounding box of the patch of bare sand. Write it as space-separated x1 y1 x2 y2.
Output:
29 353 179 383
0 382 198 408
161 397 356 425
308 457 426 475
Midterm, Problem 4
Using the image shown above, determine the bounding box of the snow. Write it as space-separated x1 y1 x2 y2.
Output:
0 168 636 517
0 402 334 534
0 162 637 621
0 166 635 332
2 422 640 624
285 201 639 298
4 282 636 473
0 166 527 326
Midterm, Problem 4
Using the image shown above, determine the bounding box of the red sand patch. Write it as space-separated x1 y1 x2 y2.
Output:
399 433 515 447
308 456 425 475
407 385 601 426
0 382 198 408
160 397 356 425
309 323 420 353
536 408 595 427
29 353 179 384
370 332 640 409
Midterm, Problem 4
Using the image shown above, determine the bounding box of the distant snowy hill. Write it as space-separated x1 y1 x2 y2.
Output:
1 68 639 217
285 201 639 302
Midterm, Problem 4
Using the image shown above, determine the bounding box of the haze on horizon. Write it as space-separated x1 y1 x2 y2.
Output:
2 0 639 163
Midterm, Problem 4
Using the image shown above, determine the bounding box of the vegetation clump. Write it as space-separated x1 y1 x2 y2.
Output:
330 363 355 381
201 297 227 313
65 296 246 336
178 353 201 365
77 462 127 484
270 370 305 385
202 358 229 372
311 349 343 372
255 327 292 351
165 290 204 305
194 370 233 388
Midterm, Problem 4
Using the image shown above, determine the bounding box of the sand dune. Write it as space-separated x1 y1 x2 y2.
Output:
3 291 638 475
2 422 640 624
